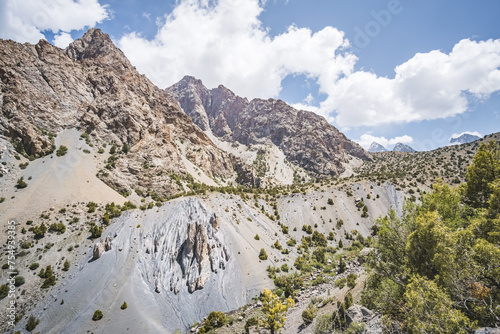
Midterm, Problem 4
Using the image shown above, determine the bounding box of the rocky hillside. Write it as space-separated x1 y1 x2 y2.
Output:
0 29 235 198
166 76 371 177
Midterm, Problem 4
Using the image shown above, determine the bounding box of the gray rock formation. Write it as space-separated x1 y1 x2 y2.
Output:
141 198 229 294
167 76 372 177
346 304 382 333
92 236 113 260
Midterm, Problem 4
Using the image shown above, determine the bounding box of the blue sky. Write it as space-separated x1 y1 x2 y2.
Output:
1 0 499 151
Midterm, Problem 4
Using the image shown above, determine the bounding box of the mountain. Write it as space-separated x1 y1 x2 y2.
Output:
392 142 416 152
0 29 234 198
166 76 371 177
450 133 481 145
368 142 387 152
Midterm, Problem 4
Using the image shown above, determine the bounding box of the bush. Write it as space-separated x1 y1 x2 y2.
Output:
16 177 27 189
25 315 39 332
302 304 318 324
32 223 47 239
62 259 70 271
244 317 258 333
14 276 25 287
347 273 358 289
29 263 39 270
92 310 103 321
0 284 8 300
55 145 68 157
121 301 127 310
89 224 103 239
254 234 260 240
259 248 268 260
202 311 226 332
49 222 66 234
335 277 347 289
87 201 97 213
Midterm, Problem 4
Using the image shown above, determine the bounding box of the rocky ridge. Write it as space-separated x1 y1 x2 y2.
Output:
167 76 372 177
0 29 234 197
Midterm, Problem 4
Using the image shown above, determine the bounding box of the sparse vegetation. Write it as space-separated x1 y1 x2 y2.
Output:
92 310 103 321
56 145 68 157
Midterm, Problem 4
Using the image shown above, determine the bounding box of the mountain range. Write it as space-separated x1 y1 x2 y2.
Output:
0 29 498 334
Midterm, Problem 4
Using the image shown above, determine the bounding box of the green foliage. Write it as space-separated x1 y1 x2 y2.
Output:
259 248 268 260
0 284 8 300
49 222 66 234
347 273 357 289
16 176 27 189
254 234 260 240
29 263 39 270
14 276 25 287
32 223 47 239
109 144 117 154
92 310 103 321
404 275 472 333
62 259 70 271
312 231 327 247
120 301 127 310
327 198 334 205
39 265 56 288
244 317 258 333
55 145 68 157
25 315 39 332
89 224 103 239
362 145 500 330
200 311 226 332
334 277 346 289
260 288 295 334
463 140 500 208
302 303 318 324
87 201 97 213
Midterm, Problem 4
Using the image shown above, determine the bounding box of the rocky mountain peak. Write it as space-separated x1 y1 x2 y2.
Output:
65 28 132 71
393 142 416 152
167 76 371 177
368 142 387 153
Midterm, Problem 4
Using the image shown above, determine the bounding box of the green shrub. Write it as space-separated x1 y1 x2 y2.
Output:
202 311 226 332
92 310 103 321
302 304 318 324
335 277 347 289
56 145 68 157
89 224 103 239
244 316 258 333
32 223 47 239
0 284 8 300
25 315 39 332
254 234 260 240
62 259 70 271
87 201 97 213
29 263 39 270
121 301 128 310
2 263 8 269
49 222 66 234
347 273 358 289
14 276 25 287
16 177 27 189
259 248 268 261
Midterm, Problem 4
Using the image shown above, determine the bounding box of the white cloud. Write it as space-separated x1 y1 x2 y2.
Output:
118 0 356 99
450 131 482 140
53 32 73 48
0 0 109 44
327 39 500 127
356 134 413 150
117 0 500 130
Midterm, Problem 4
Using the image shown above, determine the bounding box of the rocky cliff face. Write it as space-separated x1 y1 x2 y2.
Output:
141 199 229 295
0 29 234 197
167 76 371 177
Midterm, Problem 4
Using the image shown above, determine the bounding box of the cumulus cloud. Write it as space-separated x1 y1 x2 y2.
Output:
327 39 500 127
53 32 74 48
117 0 500 130
0 0 109 44
118 0 356 100
356 134 414 150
